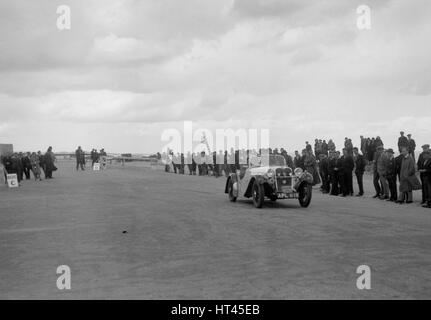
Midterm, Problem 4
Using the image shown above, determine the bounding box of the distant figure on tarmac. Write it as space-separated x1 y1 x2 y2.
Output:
99 148 107 169
75 146 85 171
30 152 42 181
91 149 99 166
44 146 56 179
38 151 46 177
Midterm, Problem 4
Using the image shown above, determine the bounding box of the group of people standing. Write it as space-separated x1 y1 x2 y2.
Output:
165 148 295 178
164 131 430 209
297 138 362 196
1 147 57 185
75 147 107 171
370 132 428 207
369 132 424 205
360 136 384 162
309 132 430 208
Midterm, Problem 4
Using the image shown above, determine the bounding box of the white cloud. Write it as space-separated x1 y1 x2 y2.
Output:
0 0 430 153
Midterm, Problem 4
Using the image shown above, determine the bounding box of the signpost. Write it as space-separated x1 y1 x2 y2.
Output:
6 173 19 188
1 144 14 188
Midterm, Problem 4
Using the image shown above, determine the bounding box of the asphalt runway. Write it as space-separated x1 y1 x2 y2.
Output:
0 161 430 299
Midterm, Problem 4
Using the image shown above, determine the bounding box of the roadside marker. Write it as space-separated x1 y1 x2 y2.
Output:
6 174 19 188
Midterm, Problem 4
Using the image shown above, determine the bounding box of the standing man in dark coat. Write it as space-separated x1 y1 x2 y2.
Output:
417 144 430 205
91 149 97 166
353 147 366 196
418 149 431 208
398 131 409 153
305 142 312 154
75 146 85 171
336 151 347 196
22 152 32 180
372 146 383 198
328 152 339 196
395 151 404 182
385 149 398 202
397 147 419 204
322 140 328 156
293 151 303 169
300 149 307 170
407 134 416 162
375 136 384 148
341 148 354 196
319 153 330 193
44 147 56 179
16 152 24 182
10 153 23 184
345 139 354 157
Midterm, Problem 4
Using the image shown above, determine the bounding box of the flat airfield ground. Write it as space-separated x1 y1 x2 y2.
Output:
0 161 430 299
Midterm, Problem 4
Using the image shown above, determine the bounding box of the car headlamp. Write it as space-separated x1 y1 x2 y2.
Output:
294 168 303 176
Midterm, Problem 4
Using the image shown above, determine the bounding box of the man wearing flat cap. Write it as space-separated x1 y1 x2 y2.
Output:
417 144 431 204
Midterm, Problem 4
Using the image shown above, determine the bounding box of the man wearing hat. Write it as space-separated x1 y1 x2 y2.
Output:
417 144 431 205
398 131 409 153
385 149 398 202
407 134 416 162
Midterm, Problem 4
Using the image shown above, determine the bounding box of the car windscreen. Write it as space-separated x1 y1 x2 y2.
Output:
269 155 286 166
257 155 286 166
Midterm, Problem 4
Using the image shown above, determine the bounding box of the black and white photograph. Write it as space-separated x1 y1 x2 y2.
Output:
0 0 430 306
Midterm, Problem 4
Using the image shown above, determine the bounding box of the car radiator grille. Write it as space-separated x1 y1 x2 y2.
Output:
276 176 293 191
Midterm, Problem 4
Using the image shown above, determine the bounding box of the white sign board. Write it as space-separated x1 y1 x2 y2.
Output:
7 174 19 188
93 163 100 171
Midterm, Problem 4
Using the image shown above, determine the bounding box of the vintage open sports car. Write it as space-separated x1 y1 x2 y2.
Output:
224 155 313 208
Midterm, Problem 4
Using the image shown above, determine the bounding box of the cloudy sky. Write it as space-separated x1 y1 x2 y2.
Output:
0 0 430 154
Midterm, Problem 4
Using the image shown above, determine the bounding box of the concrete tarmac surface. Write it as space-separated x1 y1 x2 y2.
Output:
0 161 430 299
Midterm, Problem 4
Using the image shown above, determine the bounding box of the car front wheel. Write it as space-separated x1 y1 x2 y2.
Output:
252 181 264 208
228 179 237 202
298 183 312 207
